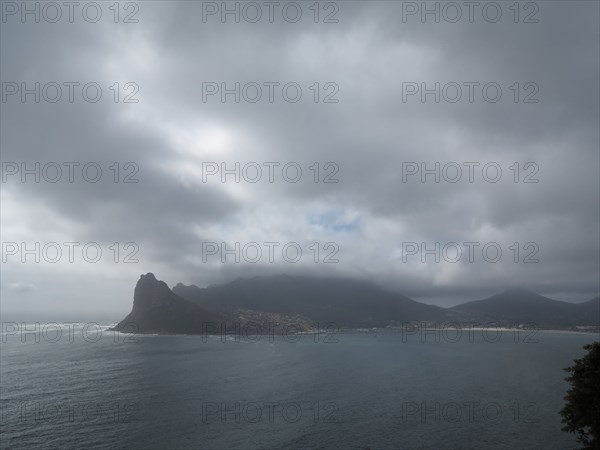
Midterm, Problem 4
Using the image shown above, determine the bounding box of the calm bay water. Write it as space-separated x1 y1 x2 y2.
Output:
1 326 597 450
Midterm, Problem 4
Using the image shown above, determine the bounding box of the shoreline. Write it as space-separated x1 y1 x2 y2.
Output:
2 323 597 338
101 326 600 338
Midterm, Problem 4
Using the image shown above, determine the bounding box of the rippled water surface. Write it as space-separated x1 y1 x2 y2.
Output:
1 327 597 449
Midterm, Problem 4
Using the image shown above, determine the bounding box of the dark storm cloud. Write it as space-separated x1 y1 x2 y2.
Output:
1 1 598 317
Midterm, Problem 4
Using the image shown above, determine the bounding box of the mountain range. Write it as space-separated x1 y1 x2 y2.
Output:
112 273 600 334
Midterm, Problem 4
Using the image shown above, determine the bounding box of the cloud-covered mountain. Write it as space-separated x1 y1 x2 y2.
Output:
173 273 449 327
114 274 599 334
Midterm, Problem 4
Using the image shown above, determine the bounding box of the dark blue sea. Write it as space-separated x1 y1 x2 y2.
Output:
1 325 597 449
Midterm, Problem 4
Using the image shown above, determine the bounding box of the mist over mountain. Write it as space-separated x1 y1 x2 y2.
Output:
173 274 449 327
115 273 599 334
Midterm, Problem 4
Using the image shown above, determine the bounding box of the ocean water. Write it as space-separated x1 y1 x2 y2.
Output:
1 325 597 450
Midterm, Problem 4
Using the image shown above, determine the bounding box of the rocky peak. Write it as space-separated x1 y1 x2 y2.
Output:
133 273 176 308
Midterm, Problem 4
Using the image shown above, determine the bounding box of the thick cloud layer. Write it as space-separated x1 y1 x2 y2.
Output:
1 1 598 318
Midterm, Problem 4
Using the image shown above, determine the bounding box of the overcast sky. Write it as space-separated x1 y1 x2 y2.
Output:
1 1 598 320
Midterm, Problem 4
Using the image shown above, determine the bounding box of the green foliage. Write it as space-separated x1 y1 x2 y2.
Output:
560 342 600 449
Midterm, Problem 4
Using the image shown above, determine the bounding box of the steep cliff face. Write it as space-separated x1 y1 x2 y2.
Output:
133 273 177 309
113 273 225 334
